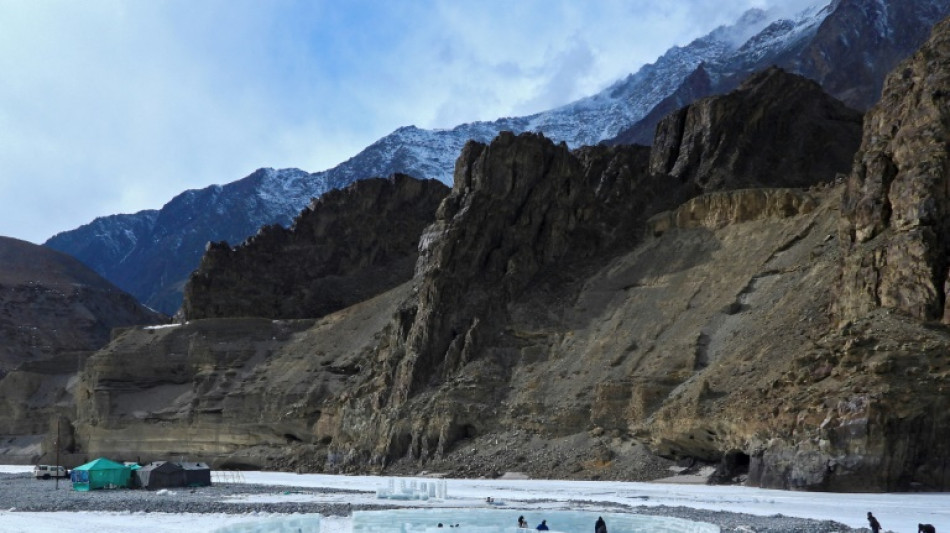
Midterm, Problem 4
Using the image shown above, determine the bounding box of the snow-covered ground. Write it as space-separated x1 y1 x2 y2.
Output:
1 465 948 532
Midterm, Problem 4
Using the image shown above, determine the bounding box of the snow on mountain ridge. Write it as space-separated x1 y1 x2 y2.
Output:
728 1 831 68
44 2 841 314
347 3 832 184
254 167 322 215
337 4 832 187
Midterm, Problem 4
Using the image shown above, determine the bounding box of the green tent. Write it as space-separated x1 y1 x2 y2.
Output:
70 457 132 491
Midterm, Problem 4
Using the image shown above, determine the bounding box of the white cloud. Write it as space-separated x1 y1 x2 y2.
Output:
0 0 830 243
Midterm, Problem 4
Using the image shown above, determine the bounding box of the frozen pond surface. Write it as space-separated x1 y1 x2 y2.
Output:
213 515 322 532
350 509 718 532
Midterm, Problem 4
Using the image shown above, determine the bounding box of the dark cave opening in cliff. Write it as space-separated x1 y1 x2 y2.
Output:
710 450 751 484
732 451 750 470
724 450 751 477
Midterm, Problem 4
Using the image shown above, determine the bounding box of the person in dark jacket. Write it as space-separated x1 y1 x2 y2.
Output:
518 516 528 528
536 519 549 530
595 516 607 533
867 512 881 533
919 524 936 533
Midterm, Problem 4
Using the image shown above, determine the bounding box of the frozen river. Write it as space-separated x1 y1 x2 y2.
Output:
1 466 948 532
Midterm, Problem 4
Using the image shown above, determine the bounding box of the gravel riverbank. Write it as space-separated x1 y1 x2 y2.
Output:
0 473 872 532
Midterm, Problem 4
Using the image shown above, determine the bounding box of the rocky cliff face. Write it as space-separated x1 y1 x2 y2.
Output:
68 63 888 487
61 16 950 492
769 18 950 490
840 15 950 323
182 175 449 320
0 237 164 463
649 67 862 191
327 135 687 470
788 0 950 111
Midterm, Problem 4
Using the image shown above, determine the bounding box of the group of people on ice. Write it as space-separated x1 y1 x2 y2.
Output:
515 514 607 531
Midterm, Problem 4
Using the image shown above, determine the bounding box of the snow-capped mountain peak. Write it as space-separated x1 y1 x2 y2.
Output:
45 0 950 314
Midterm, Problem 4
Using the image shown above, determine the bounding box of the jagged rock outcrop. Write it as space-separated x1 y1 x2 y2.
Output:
0 236 164 463
328 133 690 469
380 135 662 397
649 67 862 191
309 73 867 474
325 130 853 479
182 175 449 320
840 16 950 323
609 64 715 147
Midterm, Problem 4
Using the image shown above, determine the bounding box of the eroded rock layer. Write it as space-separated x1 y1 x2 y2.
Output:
76 285 409 467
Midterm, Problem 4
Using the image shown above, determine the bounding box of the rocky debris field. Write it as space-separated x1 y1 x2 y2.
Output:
0 472 364 515
381 431 681 482
0 473 871 532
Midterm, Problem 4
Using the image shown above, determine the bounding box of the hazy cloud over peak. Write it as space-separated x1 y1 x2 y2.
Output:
0 0 824 243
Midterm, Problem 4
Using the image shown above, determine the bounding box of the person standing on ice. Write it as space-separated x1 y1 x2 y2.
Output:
867 512 881 533
595 516 607 533
518 516 528 528
536 519 550 530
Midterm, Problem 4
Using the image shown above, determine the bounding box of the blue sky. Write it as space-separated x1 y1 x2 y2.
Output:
0 0 819 244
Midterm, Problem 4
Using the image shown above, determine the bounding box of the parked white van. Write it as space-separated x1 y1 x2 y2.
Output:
33 465 68 479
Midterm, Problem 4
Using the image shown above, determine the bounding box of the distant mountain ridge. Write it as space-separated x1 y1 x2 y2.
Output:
0 236 163 464
0 236 164 373
609 0 950 144
44 0 950 314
